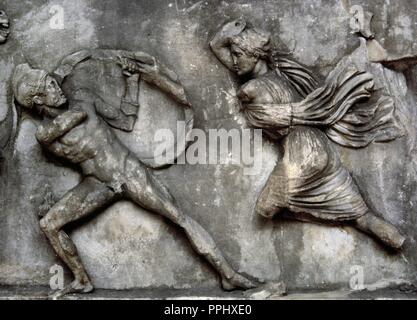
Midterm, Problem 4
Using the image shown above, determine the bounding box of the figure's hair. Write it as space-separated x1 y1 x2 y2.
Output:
266 49 292 68
230 27 294 68
230 27 271 59
12 64 47 109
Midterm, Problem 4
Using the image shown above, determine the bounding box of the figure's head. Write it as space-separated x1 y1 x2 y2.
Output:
230 27 271 76
0 10 10 44
12 64 67 116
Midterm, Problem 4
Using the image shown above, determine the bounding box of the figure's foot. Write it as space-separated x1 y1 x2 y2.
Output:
355 213 406 250
389 232 406 250
244 281 287 299
49 280 94 300
221 272 259 291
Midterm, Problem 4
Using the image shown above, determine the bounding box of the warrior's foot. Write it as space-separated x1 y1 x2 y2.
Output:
221 272 259 291
244 281 287 299
49 279 94 300
355 213 406 250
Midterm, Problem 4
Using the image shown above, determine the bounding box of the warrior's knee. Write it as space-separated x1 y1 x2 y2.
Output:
39 217 50 232
255 199 281 219
39 215 58 234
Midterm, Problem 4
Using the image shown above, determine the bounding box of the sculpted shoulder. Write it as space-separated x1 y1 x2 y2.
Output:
237 79 264 103
238 76 277 104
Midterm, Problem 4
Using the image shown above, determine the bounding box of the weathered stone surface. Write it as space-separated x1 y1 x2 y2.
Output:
0 0 416 294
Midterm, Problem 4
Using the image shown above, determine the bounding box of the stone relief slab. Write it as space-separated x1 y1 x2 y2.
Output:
0 0 416 299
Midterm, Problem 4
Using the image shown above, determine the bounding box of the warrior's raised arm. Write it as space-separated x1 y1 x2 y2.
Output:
210 19 248 71
117 51 191 107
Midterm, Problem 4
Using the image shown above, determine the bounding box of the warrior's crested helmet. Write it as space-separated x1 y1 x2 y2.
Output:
12 63 48 108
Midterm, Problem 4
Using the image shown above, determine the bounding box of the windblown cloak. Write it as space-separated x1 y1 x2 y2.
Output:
243 58 402 220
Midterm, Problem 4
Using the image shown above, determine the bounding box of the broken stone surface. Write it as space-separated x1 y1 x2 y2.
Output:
347 4 417 71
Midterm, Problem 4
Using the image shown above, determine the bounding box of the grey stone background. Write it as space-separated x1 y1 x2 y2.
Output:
0 0 416 291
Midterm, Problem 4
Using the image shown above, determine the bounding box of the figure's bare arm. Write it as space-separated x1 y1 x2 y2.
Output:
36 110 88 145
210 19 247 71
117 52 191 107
237 83 255 103
142 65 190 107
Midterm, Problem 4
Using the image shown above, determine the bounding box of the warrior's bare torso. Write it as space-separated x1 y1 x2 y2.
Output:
36 88 136 185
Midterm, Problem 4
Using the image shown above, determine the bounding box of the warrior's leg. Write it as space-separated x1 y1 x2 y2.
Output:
39 176 117 298
123 168 257 290
255 163 285 219
353 211 405 250
255 187 284 219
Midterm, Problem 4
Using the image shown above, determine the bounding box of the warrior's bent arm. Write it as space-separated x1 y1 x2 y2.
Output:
210 19 247 71
36 110 88 145
210 34 234 71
